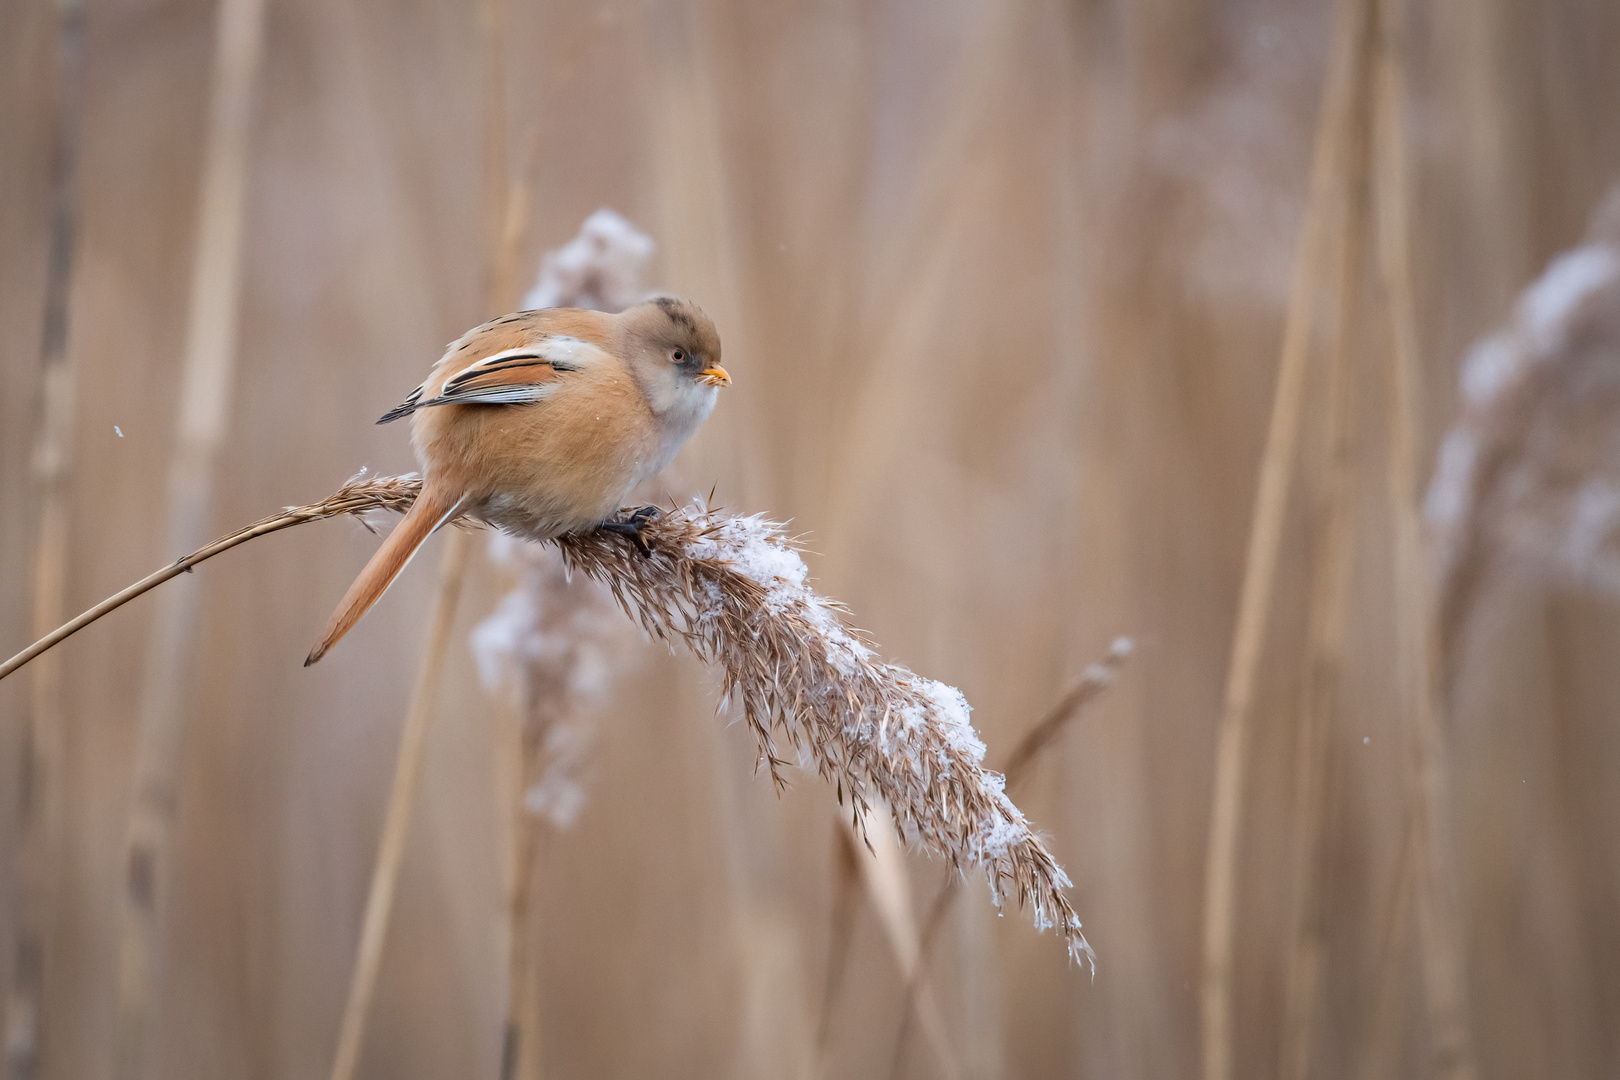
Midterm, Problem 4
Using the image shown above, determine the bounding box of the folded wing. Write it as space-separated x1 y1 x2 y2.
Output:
377 342 592 424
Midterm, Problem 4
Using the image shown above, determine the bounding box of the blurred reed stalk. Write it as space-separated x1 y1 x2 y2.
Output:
1200 1 1371 1076
831 809 960 1080
1276 52 1368 1080
9 2 84 1076
890 638 1132 1078
112 0 266 1073
327 2 522 1078
1372 0 1477 1074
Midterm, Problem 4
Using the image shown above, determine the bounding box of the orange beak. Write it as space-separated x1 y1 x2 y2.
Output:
699 365 731 387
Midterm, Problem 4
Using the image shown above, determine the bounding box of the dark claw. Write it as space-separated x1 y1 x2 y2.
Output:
598 505 661 556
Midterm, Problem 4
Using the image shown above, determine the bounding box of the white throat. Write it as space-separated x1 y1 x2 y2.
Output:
644 379 719 477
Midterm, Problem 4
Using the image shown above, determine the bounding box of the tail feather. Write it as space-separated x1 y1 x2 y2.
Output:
305 485 464 666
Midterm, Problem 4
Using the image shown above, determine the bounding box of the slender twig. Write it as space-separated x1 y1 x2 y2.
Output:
327 529 472 1080
0 477 427 684
999 638 1136 790
9 1 86 1075
1200 4 1372 1077
1372 3 1478 1077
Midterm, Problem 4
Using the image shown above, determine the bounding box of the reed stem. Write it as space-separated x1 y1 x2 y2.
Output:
9 2 86 1075
1372 2 1478 1075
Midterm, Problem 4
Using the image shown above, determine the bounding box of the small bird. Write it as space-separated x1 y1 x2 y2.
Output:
305 296 728 665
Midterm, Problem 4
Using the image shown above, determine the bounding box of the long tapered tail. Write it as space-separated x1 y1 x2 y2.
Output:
305 484 465 666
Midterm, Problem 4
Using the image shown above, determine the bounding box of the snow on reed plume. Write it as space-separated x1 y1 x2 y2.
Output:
1427 187 1620 606
551 503 1091 965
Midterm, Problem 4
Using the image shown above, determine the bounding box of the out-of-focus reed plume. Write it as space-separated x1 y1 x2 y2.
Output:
520 208 655 313
1426 186 1620 677
473 533 626 832
472 207 654 836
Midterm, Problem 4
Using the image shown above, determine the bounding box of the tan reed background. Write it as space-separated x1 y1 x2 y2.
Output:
3 0 1620 1077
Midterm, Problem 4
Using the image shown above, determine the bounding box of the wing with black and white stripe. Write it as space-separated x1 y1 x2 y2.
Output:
376 338 597 424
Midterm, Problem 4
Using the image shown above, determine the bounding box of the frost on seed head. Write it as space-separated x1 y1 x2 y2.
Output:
551 500 1092 967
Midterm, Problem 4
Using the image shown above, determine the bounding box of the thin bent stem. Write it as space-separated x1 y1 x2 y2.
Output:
0 477 425 684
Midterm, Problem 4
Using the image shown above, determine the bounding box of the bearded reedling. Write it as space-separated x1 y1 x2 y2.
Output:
306 297 729 665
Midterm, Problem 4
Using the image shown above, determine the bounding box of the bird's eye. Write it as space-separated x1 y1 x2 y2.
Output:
671 348 685 363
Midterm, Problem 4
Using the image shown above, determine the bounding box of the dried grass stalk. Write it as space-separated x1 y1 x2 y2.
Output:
1373 2 1479 1075
1 475 424 683
838 809 961 1080
11 0 87 1074
552 507 1091 963
330 6 523 1077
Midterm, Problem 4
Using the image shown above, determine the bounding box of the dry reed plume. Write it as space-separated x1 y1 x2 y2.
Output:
552 504 1091 964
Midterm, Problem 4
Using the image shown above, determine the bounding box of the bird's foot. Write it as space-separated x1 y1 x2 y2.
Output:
598 505 661 556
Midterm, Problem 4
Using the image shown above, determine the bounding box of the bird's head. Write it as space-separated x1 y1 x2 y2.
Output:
618 296 729 415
